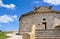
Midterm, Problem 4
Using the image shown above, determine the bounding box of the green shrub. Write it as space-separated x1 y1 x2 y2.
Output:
0 30 2 32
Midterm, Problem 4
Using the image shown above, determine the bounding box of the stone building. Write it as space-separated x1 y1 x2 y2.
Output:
18 6 60 39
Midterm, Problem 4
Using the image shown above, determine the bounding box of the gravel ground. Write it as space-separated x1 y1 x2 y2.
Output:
6 32 22 39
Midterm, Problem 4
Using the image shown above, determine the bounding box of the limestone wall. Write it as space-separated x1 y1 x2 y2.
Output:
53 14 60 28
19 13 60 34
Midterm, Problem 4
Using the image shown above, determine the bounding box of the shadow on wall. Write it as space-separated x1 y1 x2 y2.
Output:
55 25 60 31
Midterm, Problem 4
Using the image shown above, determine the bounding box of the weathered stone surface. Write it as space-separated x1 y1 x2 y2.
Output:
19 6 60 39
19 13 60 34
22 25 35 39
22 33 30 39
35 29 60 39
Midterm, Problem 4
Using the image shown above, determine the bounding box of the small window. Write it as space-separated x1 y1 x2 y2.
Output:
43 18 46 21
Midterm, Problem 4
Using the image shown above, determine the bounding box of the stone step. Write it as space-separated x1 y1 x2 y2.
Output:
35 32 60 36
35 29 60 36
35 35 60 37
35 29 60 31
35 29 54 31
35 33 60 35
35 29 60 39
35 37 60 39
35 30 60 33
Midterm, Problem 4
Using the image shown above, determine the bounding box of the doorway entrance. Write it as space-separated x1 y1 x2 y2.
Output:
42 22 47 30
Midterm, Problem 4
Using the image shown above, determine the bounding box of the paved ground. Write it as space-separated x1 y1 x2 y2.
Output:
6 32 22 39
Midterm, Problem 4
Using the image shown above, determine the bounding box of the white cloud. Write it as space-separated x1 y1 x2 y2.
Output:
12 15 18 20
34 1 40 4
0 15 18 23
0 25 2 27
43 0 60 5
34 1 41 7
0 0 15 9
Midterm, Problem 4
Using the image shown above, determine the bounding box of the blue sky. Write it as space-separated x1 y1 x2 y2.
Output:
0 0 60 31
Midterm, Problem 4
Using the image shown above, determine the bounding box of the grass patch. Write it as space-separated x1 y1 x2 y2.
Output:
0 32 10 39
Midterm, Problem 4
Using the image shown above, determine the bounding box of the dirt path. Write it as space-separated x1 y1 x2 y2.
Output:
6 32 22 39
